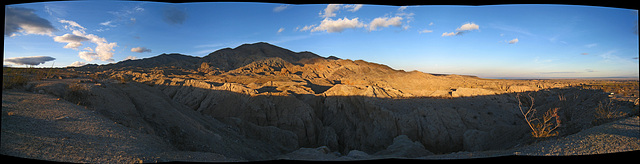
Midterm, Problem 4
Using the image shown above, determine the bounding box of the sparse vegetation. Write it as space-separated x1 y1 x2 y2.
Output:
64 83 90 106
593 99 626 125
516 93 562 138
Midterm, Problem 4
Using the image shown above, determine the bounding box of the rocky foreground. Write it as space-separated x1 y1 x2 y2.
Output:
3 42 639 162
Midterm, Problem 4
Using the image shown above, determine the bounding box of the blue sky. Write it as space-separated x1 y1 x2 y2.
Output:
4 1 639 78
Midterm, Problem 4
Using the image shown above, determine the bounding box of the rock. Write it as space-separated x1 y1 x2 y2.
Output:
346 150 369 158
374 135 434 158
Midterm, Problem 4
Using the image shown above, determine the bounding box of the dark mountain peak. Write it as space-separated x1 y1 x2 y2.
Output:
202 42 323 71
153 53 199 60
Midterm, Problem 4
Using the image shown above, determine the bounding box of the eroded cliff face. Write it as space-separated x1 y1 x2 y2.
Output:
95 61 595 155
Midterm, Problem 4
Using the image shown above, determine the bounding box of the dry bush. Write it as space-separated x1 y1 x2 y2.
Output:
516 93 562 138
2 74 30 89
593 99 626 124
64 83 90 106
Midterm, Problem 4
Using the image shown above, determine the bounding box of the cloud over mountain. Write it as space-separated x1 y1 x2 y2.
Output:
67 61 87 67
131 47 152 53
5 7 57 36
4 56 55 66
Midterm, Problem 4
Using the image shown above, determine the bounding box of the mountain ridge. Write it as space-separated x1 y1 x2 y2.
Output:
82 42 331 72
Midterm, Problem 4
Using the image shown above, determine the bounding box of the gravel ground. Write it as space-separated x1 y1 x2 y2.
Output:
1 90 239 163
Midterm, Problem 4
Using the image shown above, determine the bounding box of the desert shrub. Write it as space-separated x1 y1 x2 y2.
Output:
64 83 90 106
2 74 30 89
516 93 562 138
593 99 626 124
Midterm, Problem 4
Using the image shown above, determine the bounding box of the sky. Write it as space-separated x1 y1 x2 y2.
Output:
4 1 639 79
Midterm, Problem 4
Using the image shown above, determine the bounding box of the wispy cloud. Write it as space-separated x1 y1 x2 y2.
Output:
488 23 534 37
99 5 145 31
277 27 285 34
419 29 433 34
273 5 290 12
584 43 598 48
131 47 152 53
508 38 519 44
397 6 408 12
344 4 363 12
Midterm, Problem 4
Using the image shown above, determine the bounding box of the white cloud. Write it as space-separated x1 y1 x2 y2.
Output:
419 29 433 34
53 34 89 49
67 61 87 67
456 23 479 31
442 23 480 37
273 4 290 12
508 38 519 44
59 20 117 62
311 17 365 33
429 22 434 26
277 27 285 33
320 4 341 18
59 20 85 30
299 25 316 32
100 20 116 27
344 4 363 12
4 56 55 66
131 47 152 53
368 16 403 31
442 32 459 37
5 7 57 37
78 51 100 61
